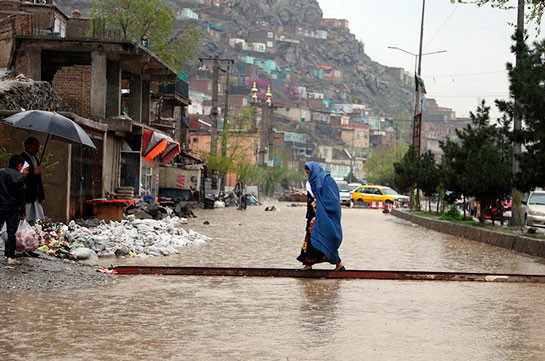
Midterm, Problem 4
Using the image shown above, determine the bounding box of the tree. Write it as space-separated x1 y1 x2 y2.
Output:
393 145 419 194
366 143 409 187
450 0 544 30
201 105 256 183
440 101 512 223
496 31 545 192
89 0 201 71
418 151 440 212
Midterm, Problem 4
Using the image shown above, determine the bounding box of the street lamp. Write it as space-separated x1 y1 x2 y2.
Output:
387 46 447 75
387 45 446 153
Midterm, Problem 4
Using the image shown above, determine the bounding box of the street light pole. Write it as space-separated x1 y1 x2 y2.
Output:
387 45 446 153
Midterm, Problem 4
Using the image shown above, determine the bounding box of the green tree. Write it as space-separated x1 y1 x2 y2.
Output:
440 101 512 223
203 105 256 182
496 31 545 192
366 143 409 187
451 1 544 30
418 151 440 212
393 145 419 194
89 0 201 71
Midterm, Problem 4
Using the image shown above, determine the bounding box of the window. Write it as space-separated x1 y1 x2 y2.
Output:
193 137 198 143
334 70 341 77
267 32 274 38
267 41 273 48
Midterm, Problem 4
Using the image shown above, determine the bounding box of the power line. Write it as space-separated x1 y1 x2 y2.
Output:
422 70 506 78
424 3 458 50
432 94 508 98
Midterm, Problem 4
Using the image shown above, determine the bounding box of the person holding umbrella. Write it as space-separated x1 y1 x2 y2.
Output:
21 137 45 225
0 155 27 265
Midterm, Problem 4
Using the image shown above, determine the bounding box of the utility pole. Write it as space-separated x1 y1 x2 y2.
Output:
199 56 234 156
211 55 219 155
513 0 524 174
408 0 426 210
511 0 525 225
413 0 426 155
222 64 230 159
220 64 231 192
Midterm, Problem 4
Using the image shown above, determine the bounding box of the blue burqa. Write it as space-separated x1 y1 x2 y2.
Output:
305 162 343 264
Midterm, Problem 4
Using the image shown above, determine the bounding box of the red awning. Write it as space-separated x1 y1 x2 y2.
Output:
142 129 180 163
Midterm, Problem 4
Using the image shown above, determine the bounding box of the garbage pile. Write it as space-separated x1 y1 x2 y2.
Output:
125 199 198 220
34 216 209 260
204 191 261 210
277 188 307 202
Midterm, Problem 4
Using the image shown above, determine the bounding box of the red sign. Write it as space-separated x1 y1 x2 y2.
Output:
176 175 186 189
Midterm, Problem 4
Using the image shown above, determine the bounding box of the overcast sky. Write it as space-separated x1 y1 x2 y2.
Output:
317 0 542 119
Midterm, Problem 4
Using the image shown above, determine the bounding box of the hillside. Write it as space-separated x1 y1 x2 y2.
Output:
56 0 414 114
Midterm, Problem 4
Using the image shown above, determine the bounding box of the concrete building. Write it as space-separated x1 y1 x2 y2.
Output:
186 131 258 187
341 126 369 149
177 8 199 21
3 30 186 220
321 18 349 30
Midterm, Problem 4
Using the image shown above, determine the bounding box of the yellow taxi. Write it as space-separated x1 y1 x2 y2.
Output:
351 185 410 206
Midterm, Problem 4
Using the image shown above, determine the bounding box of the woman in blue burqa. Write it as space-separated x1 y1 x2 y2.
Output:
297 161 345 271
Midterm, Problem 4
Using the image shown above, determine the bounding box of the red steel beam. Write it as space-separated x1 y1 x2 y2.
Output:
110 266 545 283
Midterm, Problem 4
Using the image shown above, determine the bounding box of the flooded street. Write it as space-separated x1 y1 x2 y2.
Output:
2 204 545 360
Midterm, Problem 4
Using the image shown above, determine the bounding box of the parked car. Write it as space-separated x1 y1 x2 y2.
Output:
335 180 352 206
483 200 512 220
352 185 410 207
522 191 545 227
348 183 363 192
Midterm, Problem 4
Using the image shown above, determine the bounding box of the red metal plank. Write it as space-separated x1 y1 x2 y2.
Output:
109 266 545 283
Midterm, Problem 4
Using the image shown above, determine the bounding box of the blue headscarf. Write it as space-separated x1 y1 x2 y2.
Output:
305 162 343 264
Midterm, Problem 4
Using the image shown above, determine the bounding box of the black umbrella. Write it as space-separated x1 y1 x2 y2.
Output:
1 110 97 162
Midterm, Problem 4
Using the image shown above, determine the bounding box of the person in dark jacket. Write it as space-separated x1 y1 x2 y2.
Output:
21 137 45 225
0 155 26 265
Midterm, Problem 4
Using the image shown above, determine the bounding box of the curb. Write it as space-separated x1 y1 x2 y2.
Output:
391 209 545 259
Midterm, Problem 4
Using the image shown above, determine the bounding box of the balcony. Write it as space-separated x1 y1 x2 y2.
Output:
158 79 189 104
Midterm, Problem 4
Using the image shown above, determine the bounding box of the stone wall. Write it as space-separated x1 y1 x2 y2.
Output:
391 209 545 259
0 79 69 111
51 65 91 117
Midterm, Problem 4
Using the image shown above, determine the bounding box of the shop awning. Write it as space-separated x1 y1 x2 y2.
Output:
142 129 180 163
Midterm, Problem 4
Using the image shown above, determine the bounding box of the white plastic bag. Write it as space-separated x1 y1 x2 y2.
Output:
16 219 39 252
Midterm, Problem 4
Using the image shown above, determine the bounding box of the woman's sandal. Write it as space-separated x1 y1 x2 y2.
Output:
334 266 346 272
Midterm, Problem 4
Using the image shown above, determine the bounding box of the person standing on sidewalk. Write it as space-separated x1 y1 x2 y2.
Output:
0 155 26 265
21 137 45 225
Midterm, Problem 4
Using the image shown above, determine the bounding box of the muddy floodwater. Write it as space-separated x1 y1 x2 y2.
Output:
2 204 545 360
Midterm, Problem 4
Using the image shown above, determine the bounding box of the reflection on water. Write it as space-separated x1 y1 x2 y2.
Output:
1 205 545 360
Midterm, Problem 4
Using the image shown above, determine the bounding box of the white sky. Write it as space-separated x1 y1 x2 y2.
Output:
317 0 542 119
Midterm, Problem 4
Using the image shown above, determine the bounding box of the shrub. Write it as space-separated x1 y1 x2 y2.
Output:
440 205 463 221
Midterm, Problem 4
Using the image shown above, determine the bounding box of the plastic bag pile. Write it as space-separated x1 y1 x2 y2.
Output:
35 216 209 260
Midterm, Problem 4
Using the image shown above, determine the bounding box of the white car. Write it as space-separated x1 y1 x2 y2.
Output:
335 180 352 206
522 191 545 227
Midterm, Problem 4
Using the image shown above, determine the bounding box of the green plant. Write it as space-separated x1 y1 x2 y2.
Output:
0 146 11 167
440 205 463 221
89 0 201 71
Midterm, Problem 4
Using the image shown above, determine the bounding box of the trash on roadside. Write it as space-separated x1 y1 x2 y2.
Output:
15 219 39 252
